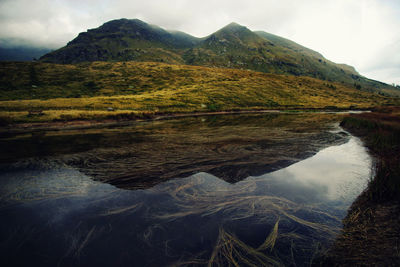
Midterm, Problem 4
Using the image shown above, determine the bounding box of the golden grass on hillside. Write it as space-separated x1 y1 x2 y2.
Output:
0 61 398 123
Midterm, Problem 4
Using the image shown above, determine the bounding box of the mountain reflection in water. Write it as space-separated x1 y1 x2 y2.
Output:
2 113 350 188
0 113 371 266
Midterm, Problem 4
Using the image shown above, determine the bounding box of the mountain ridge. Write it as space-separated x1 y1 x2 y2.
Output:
39 18 397 94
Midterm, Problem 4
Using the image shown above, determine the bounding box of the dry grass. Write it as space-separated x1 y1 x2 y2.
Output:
0 61 397 124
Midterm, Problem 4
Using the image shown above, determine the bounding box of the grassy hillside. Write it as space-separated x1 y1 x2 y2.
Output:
0 61 397 124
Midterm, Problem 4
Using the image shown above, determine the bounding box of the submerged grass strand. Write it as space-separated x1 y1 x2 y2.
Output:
257 218 280 252
208 228 283 267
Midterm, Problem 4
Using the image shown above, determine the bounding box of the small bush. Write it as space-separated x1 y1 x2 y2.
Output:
207 102 221 111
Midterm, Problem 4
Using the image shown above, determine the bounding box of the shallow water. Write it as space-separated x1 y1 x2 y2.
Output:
0 113 371 266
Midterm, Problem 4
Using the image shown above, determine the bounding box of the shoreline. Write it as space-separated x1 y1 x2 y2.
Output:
318 107 400 265
0 108 368 135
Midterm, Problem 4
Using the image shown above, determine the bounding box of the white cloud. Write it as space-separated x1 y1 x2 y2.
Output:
0 0 399 84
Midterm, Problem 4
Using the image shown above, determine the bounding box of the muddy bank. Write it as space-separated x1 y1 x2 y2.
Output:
0 108 365 135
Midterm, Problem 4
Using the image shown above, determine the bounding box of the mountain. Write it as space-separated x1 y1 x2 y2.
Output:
183 23 271 69
41 19 201 64
40 19 397 94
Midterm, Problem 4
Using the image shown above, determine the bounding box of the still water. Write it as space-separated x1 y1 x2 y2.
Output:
0 113 371 266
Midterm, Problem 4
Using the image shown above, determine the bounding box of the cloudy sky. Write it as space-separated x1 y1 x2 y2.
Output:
1 0 399 85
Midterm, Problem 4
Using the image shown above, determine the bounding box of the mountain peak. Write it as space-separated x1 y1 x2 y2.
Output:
220 22 248 32
225 22 243 28
204 22 261 46
97 18 147 32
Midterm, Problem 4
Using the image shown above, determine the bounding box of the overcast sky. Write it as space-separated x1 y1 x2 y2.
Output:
1 0 399 85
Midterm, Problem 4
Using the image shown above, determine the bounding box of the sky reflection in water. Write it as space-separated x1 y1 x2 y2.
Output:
252 137 371 205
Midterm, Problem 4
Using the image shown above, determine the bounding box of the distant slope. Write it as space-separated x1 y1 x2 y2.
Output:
39 19 398 95
0 46 51 61
254 31 323 58
254 31 395 94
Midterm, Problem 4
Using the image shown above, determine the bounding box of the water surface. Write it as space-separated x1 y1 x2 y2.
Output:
0 113 371 266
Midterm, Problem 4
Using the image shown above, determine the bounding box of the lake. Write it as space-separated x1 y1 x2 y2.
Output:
0 113 372 266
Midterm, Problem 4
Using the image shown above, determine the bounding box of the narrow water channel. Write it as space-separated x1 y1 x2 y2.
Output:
0 113 372 266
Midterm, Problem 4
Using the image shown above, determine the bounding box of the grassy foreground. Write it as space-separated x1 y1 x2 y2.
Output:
319 107 400 265
0 61 398 124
